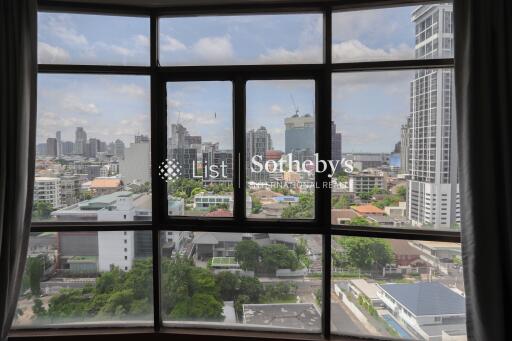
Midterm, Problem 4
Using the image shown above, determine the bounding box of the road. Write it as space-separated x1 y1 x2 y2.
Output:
330 292 367 336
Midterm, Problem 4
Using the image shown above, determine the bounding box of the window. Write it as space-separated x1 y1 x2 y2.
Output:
246 80 315 219
13 231 153 328
16 2 462 341
159 14 322 65
161 232 322 332
38 13 150 65
33 74 151 222
166 81 234 217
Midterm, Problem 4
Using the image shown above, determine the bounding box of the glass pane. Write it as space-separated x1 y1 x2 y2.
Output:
331 237 465 340
246 80 315 219
38 13 150 65
161 231 322 332
331 69 459 231
332 4 453 62
165 81 233 217
13 231 153 328
34 74 151 222
159 14 322 65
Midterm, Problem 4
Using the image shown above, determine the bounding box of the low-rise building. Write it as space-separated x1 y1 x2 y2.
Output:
377 282 466 340
34 177 61 208
242 303 320 331
348 173 386 193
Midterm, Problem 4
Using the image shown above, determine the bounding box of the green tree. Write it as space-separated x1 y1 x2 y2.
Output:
238 276 263 302
234 240 260 271
170 293 224 321
161 256 223 320
234 294 250 319
215 271 240 301
32 298 47 317
357 192 371 201
32 201 53 219
295 237 311 270
260 244 300 273
337 237 394 272
281 193 314 219
26 256 44 296
251 196 262 214
348 216 375 226
332 194 352 209
396 185 407 200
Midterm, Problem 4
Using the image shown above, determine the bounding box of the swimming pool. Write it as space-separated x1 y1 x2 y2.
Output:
382 314 414 339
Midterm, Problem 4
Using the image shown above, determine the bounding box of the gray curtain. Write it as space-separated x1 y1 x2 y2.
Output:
0 0 37 340
455 0 512 340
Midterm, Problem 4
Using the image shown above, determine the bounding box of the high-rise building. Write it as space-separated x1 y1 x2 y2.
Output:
114 139 125 159
36 143 47 156
203 147 233 185
60 175 81 206
62 141 74 155
56 131 62 157
134 134 150 144
120 138 151 184
74 127 87 155
400 116 412 174
331 121 342 172
246 126 272 182
88 138 100 158
168 123 198 179
46 137 57 157
284 114 314 154
406 4 459 229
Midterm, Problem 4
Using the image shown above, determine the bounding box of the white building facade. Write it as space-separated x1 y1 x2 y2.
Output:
407 4 460 229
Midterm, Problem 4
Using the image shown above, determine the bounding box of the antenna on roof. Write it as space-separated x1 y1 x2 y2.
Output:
290 94 299 116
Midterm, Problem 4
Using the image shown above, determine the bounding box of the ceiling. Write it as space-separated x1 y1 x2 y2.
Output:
49 0 328 8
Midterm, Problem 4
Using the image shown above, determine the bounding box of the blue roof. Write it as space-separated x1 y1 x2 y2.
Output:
274 195 299 203
379 282 465 316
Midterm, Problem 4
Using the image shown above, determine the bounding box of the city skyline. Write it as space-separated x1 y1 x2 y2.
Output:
37 7 423 153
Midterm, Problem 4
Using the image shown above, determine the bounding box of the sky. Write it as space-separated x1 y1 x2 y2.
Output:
36 6 449 152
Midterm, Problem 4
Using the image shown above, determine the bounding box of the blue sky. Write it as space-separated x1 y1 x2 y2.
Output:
36 6 441 152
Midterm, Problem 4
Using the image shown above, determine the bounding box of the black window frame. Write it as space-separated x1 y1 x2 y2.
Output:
22 1 458 341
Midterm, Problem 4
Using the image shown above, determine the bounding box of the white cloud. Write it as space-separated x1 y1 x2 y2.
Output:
332 39 412 62
114 84 145 97
61 95 99 114
134 34 150 47
167 98 182 109
192 36 233 62
270 104 283 114
45 15 88 46
38 42 70 63
161 34 186 52
258 46 322 64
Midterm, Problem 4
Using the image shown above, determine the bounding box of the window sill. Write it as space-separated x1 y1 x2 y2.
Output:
9 327 381 341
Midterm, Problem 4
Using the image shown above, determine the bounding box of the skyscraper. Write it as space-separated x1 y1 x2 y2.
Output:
406 4 459 229
246 126 272 182
331 121 342 169
284 114 314 154
56 130 62 157
74 127 87 155
46 137 57 157
168 123 198 179
114 139 125 159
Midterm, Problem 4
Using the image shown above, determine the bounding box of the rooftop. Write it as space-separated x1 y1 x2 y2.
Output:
243 303 320 331
90 177 123 189
379 282 466 317
389 240 421 256
351 204 384 215
331 209 358 224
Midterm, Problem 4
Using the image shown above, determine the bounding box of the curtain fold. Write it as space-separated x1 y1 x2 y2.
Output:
0 0 37 340
454 0 512 340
